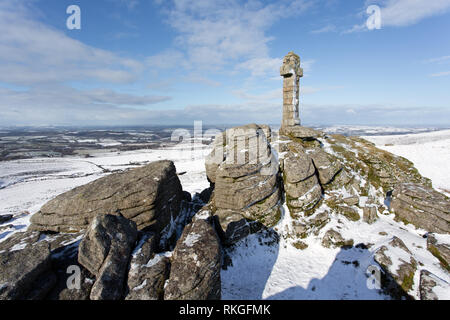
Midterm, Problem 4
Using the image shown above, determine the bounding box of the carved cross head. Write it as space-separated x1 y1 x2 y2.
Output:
280 51 303 78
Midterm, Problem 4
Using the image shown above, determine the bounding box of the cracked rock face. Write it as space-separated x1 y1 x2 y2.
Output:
374 236 417 298
0 240 55 300
205 124 282 242
30 160 184 233
391 183 450 234
419 270 450 300
164 219 221 300
78 214 138 300
427 233 450 271
125 232 170 300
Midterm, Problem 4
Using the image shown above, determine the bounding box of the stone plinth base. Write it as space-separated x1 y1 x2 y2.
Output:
280 125 323 139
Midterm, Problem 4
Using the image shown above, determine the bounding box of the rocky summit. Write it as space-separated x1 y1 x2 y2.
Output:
1 51 449 301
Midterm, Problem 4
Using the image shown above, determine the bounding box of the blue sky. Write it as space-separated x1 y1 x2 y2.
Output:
0 0 450 127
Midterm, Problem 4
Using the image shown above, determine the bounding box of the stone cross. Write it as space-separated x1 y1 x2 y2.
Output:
280 51 303 134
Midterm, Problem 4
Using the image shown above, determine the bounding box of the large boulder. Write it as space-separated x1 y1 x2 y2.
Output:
78 214 138 300
30 160 184 233
321 229 353 248
205 124 282 242
0 231 92 300
0 240 56 300
46 237 94 301
282 126 323 140
125 232 170 300
164 219 221 300
282 143 322 217
390 183 450 234
308 147 342 186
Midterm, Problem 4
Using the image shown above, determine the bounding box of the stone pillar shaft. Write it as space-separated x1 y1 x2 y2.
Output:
280 51 303 133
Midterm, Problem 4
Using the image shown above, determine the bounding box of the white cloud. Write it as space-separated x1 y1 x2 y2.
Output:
235 57 282 77
311 24 336 34
377 0 450 27
146 50 187 69
183 74 221 87
0 1 144 85
0 86 171 126
429 71 450 77
342 23 367 34
0 0 176 126
233 89 282 102
425 55 450 64
156 0 315 75
342 0 450 33
1 87 447 126
109 0 140 10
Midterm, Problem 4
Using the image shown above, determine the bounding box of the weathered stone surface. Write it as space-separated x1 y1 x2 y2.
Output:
321 229 353 248
48 242 94 300
308 148 342 185
325 135 431 194
427 233 450 271
0 240 56 300
217 217 264 245
343 196 359 206
206 124 282 240
363 206 378 224
78 214 138 300
308 211 330 230
292 222 308 238
280 51 302 132
0 231 41 253
0 230 92 300
419 269 449 300
283 148 315 184
30 160 184 233
164 219 221 300
374 237 417 295
325 196 360 221
125 232 170 300
205 132 226 184
282 148 322 217
127 255 169 300
390 183 450 234
284 126 323 140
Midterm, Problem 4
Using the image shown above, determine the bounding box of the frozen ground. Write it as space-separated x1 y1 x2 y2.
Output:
363 129 450 196
223 128 450 300
0 128 449 300
0 141 210 241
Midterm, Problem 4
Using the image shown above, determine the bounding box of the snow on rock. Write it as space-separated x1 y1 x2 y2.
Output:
363 129 450 196
1 127 449 300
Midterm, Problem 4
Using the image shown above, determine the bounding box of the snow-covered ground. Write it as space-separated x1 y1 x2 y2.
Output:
363 129 450 196
222 202 450 300
0 128 449 300
222 129 450 300
0 142 210 241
